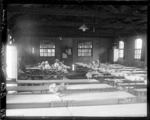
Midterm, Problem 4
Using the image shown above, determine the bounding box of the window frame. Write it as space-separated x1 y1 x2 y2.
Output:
134 39 142 60
77 40 93 57
39 40 56 57
118 41 124 58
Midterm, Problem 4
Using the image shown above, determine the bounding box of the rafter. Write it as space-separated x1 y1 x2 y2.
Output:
12 25 145 35
8 6 146 19
8 20 147 31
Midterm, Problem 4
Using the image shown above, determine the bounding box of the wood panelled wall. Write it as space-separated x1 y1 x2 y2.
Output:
73 38 113 64
16 36 114 65
115 34 147 68
16 37 61 65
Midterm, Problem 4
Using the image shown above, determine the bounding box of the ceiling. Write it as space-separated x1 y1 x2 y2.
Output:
7 4 147 38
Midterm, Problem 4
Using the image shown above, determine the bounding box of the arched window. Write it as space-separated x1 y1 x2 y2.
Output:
119 41 124 58
134 38 142 59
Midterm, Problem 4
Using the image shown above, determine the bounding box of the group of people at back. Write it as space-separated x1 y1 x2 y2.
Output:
88 59 100 69
39 59 70 71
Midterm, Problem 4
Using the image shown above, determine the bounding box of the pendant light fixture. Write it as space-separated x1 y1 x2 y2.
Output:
79 24 89 32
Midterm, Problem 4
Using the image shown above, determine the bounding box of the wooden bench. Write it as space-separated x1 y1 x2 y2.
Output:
7 91 136 109
7 83 117 94
7 79 99 85
6 103 147 117
6 79 100 94
7 86 49 94
104 78 146 90
133 88 147 97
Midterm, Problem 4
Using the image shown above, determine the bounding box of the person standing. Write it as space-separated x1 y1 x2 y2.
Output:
18 56 26 73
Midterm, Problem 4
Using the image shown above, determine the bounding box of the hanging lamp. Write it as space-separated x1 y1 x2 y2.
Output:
79 24 89 32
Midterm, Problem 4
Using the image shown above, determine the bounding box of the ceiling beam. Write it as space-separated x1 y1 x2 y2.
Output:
136 19 147 24
8 6 146 19
9 20 147 32
12 27 144 36
12 29 146 38
13 31 115 38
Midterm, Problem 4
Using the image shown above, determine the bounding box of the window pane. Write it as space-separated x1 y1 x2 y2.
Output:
78 41 92 57
135 39 142 49
80 53 82 56
44 53 47 56
51 53 53 56
40 49 43 52
40 53 43 56
48 49 51 52
78 53 81 56
79 43 82 48
119 50 124 58
86 53 89 56
134 55 136 58
79 53 82 56
40 40 55 56
86 53 88 56
134 49 141 59
78 44 81 48
90 44 92 48
82 45 85 48
42 45 45 48
138 50 141 54
52 45 54 48
119 41 124 49
48 53 51 56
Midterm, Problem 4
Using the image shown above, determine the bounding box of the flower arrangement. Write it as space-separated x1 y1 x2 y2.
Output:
49 83 66 95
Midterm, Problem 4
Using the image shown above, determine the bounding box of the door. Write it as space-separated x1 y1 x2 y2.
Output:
61 47 73 66
6 45 17 79
6 45 17 93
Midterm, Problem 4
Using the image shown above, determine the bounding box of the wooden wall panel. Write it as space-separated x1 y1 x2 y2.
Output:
73 38 113 64
16 36 113 65
116 34 147 68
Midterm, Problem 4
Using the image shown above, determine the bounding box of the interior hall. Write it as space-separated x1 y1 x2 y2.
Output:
4 4 147 117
